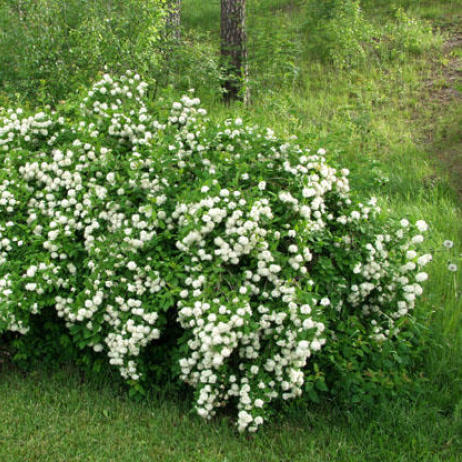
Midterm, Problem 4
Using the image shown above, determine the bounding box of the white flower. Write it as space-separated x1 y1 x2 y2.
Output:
300 305 311 315
26 266 37 278
415 220 428 232
180 290 188 298
127 261 137 271
311 340 322 351
443 240 454 249
254 416 264 425
238 410 253 425
448 263 458 272
48 230 59 241
400 219 409 228
302 188 316 198
417 254 432 266
415 272 428 282
258 181 266 191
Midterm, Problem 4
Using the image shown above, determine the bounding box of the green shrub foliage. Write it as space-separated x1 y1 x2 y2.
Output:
0 73 431 431
0 0 166 104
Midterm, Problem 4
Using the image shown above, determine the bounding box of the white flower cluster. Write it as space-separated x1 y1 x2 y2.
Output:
172 189 328 431
0 72 174 382
346 221 431 342
0 72 430 432
0 108 55 151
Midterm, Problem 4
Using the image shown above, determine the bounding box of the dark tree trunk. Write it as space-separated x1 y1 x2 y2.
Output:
220 0 248 103
166 0 181 40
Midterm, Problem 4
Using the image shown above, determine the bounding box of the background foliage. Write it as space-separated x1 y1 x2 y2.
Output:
0 0 166 105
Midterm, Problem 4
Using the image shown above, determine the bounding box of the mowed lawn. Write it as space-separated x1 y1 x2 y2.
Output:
0 365 460 462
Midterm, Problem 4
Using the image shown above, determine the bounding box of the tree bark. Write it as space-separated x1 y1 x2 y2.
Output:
166 0 181 40
220 0 248 103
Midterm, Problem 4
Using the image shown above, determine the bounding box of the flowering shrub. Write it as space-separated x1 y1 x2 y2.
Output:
0 72 431 431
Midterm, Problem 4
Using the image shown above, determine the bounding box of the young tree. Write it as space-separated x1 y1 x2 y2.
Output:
220 0 248 103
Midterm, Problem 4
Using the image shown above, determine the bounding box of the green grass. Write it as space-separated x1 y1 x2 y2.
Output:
1 0 462 459
0 364 460 462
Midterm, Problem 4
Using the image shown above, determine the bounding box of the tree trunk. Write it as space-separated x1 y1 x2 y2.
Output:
220 0 248 103
166 0 181 40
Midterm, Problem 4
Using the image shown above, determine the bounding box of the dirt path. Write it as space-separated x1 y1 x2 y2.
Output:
428 27 462 199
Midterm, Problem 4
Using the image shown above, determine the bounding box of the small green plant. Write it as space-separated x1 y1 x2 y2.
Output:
247 7 304 95
302 0 374 69
160 30 223 101
378 8 442 62
301 0 441 68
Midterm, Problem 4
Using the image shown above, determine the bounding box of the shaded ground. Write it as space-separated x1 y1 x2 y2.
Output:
427 24 462 199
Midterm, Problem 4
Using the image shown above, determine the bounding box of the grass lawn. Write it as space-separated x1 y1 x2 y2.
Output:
0 364 460 462
0 0 461 460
